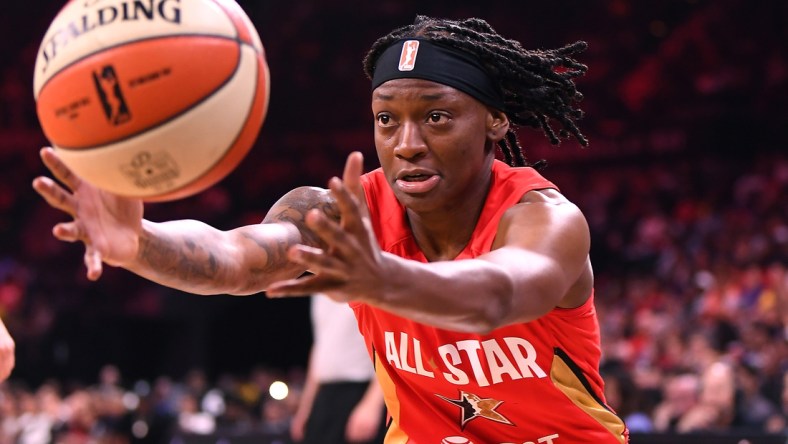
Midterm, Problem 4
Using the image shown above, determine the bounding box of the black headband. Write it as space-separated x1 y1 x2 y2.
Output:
370 38 505 110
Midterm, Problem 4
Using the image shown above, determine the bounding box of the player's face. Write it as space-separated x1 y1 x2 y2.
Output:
371 78 507 214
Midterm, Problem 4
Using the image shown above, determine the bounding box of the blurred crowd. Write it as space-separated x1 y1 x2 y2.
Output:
0 364 298 443
565 153 788 435
0 0 786 442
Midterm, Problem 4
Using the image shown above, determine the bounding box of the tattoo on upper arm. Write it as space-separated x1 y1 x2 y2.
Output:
262 189 340 249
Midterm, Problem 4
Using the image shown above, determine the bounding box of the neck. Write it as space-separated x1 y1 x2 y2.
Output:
406 163 494 262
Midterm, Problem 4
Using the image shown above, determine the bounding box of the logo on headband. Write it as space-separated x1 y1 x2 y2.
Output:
398 40 420 71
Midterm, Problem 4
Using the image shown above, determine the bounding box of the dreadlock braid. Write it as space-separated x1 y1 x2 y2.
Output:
363 16 589 168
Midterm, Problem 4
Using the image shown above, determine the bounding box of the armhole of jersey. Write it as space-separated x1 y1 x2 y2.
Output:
517 186 562 205
548 290 595 319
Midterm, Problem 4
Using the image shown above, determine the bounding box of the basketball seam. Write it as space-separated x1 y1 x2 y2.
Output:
142 0 269 201
51 40 262 151
36 33 261 98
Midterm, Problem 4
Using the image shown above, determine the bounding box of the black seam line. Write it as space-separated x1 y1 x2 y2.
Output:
553 347 612 413
56 42 259 151
38 32 260 95
61 49 261 199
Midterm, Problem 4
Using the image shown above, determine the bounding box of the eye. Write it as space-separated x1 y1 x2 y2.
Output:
427 112 448 124
376 113 395 127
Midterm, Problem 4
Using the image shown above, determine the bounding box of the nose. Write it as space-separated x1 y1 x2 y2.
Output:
393 121 427 160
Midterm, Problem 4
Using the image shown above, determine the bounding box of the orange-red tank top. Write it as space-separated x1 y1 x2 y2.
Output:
353 160 629 444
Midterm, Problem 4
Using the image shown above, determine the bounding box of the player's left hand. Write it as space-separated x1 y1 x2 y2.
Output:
265 151 389 303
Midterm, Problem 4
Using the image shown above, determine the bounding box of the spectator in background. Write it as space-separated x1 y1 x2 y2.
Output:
290 294 385 444
0 385 21 443
676 361 736 433
176 392 215 436
765 371 788 434
602 362 654 433
259 398 291 437
652 372 701 432
51 390 99 443
733 361 778 432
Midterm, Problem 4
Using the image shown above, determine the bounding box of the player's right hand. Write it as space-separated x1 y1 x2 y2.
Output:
32 147 144 281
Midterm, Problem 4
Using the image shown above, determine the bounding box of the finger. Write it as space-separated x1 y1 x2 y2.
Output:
288 244 348 279
32 176 77 216
327 178 365 232
84 247 104 281
341 152 369 217
342 151 364 196
53 221 84 242
265 273 321 297
266 275 343 297
40 147 81 191
304 210 361 259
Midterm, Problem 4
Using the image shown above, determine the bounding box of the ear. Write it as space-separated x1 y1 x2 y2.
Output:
486 109 510 143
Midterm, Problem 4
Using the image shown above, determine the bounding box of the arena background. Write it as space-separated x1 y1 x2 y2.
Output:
0 0 786 442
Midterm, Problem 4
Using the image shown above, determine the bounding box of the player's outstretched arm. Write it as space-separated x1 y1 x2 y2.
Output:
267 152 592 332
32 147 332 296
129 185 337 295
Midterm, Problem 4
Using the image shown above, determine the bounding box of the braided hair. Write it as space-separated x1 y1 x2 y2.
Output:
363 16 589 168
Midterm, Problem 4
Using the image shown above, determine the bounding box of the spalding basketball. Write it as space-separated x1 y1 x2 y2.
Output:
33 0 269 201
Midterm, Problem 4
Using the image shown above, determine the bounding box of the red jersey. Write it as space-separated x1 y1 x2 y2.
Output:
353 160 628 444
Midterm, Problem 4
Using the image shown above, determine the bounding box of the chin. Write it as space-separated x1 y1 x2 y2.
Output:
392 188 432 210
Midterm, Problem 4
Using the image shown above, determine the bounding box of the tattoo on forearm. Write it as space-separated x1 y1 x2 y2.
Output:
139 234 219 285
241 230 290 276
134 188 342 291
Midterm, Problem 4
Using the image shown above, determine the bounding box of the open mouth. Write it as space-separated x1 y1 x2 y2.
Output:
402 174 433 182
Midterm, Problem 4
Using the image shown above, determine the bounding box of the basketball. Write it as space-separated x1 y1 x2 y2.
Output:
33 0 269 202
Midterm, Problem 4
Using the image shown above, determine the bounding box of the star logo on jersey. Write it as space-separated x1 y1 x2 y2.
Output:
436 390 514 429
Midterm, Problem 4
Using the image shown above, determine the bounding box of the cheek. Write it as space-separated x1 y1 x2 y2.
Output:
374 123 400 146
374 131 393 155
374 132 396 171
456 125 490 158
